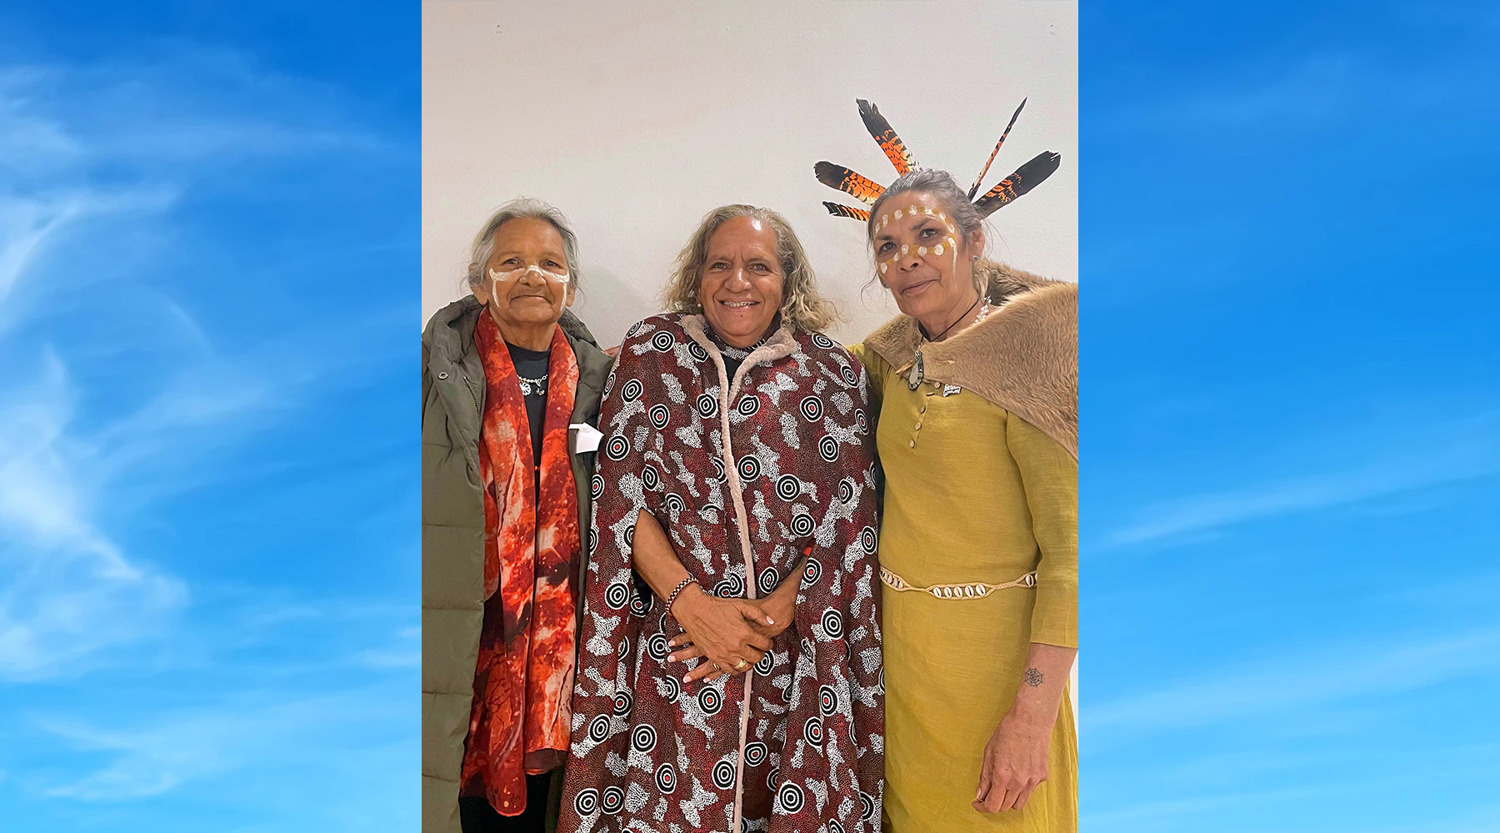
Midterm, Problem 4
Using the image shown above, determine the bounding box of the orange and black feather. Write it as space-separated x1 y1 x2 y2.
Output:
967 98 1028 200
822 202 871 222
814 162 886 205
973 151 1061 217
857 99 914 175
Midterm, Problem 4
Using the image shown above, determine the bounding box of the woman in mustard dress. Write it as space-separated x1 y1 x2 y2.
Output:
849 169 1078 832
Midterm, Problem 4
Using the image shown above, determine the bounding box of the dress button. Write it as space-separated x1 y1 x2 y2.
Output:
919 405 926 414
908 439 915 448
914 421 922 430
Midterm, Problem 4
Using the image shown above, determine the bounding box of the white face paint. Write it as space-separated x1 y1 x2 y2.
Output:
487 263 570 302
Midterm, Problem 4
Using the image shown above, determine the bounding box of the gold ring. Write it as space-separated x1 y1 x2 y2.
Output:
734 659 749 671
712 662 721 672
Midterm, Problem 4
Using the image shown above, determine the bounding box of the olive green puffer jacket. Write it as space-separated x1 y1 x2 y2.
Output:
421 296 614 833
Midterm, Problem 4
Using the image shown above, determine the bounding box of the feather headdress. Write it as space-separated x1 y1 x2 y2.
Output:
815 98 1061 223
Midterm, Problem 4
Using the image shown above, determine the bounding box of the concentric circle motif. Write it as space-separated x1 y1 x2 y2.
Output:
711 759 736 790
710 456 726 483
819 685 838 717
878 667 885 694
648 404 670 429
803 715 824 746
766 766 780 791
712 571 744 598
629 588 652 617
855 409 867 433
781 680 794 703
646 633 670 662
798 396 823 423
818 435 840 463
736 455 762 482
574 787 600 816
641 464 660 491
743 741 768 767
698 685 722 716
613 690 633 717
662 673 682 703
839 363 859 386
777 781 805 814
650 331 676 353
860 526 878 555
811 333 836 350
621 378 643 402
663 492 686 515
587 714 611 743
754 650 775 676
603 371 616 398
654 762 677 794
604 582 630 610
860 792 876 821
688 341 709 362
789 512 816 537
603 435 631 461
590 474 605 500
757 567 779 595
625 321 644 339
587 528 597 555
774 474 801 501
615 636 630 660
821 608 844 639
631 724 657 753
837 477 855 504
696 392 718 418
802 558 822 585
828 821 846 833
600 786 625 814
736 395 760 418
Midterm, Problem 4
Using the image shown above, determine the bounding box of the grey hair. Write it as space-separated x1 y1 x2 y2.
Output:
866 169 988 295
466 197 582 290
660 204 838 332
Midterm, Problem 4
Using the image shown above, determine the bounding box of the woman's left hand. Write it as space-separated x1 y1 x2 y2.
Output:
668 558 803 666
973 711 1052 813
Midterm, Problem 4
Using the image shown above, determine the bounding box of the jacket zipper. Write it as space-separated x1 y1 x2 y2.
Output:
462 373 481 420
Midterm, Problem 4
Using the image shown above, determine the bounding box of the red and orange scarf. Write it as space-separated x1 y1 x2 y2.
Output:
460 313 581 816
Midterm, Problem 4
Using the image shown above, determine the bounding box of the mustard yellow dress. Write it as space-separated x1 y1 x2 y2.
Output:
850 341 1078 833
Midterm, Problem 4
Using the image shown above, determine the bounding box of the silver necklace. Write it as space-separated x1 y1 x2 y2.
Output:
517 373 548 396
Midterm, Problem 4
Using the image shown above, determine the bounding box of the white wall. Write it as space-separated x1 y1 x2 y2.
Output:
422 0 1077 347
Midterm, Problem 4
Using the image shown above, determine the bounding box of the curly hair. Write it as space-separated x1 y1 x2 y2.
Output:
660 205 838 332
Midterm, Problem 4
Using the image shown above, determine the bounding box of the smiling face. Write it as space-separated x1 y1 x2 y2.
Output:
696 215 785 348
478 217 575 334
870 191 984 326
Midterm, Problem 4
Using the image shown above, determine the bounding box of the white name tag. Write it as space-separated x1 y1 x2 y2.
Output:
570 422 603 454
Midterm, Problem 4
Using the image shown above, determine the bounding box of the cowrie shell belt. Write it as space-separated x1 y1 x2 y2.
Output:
879 565 1037 599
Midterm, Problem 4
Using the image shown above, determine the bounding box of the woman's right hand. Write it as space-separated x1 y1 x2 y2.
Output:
667 587 774 684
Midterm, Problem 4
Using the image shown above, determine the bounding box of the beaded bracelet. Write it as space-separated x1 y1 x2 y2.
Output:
665 577 698 615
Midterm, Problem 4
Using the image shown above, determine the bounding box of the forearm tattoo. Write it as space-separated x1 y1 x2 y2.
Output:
1024 667 1044 687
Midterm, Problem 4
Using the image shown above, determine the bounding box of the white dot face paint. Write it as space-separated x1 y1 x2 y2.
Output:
934 244 944 255
894 209 904 220
918 247 928 256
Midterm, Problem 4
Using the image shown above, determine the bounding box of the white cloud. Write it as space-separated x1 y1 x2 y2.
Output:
1105 411 1500 547
1088 627 1500 735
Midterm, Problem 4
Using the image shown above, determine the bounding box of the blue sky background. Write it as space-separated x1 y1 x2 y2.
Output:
3 1 1498 832
1 2 417 830
1082 1 1499 831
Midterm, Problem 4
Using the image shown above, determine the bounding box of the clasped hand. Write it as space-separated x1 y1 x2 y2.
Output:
665 580 797 684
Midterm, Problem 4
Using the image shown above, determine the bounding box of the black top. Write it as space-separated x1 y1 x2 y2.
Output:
506 342 550 465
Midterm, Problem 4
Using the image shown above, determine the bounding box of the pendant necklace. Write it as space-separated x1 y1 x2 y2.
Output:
907 295 987 390
517 373 548 396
